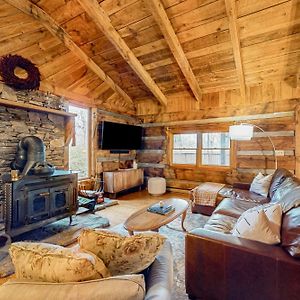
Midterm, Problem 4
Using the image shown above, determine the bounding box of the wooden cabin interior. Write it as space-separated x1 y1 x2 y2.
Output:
0 0 299 299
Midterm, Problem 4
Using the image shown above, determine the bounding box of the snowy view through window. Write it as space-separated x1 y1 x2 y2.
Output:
69 105 89 178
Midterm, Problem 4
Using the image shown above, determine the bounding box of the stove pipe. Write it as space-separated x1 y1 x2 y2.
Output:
11 136 55 176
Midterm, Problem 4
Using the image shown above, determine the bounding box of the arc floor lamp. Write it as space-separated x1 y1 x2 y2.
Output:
229 123 278 170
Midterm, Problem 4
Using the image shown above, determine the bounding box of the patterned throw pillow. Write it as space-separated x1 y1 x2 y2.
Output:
249 172 273 197
9 242 110 282
78 229 166 276
232 203 282 244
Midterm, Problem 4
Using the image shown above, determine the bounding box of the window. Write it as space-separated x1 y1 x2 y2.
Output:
171 132 230 167
69 105 89 179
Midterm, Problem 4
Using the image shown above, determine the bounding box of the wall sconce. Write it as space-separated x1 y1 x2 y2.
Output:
229 123 278 170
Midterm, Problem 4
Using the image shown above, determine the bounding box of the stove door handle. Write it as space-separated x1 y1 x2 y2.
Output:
38 192 50 197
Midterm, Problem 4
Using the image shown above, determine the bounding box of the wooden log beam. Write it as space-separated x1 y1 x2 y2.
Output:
4 0 134 107
77 0 167 107
146 0 202 103
225 0 247 102
296 105 300 177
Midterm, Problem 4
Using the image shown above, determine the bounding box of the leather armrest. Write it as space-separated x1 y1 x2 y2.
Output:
145 240 173 300
188 228 293 261
232 182 251 190
185 228 300 300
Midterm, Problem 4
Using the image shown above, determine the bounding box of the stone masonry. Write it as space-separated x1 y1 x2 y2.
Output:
0 84 67 229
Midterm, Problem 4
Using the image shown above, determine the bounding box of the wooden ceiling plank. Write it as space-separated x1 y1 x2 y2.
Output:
77 0 167 107
146 0 202 102
225 0 247 102
4 0 134 107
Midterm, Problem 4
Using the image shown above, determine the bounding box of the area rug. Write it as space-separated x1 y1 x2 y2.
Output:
113 209 208 300
0 213 109 278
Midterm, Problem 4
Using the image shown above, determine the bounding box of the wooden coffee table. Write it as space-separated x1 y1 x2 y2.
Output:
124 198 189 235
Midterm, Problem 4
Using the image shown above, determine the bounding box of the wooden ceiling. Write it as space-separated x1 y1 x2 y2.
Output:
0 0 299 115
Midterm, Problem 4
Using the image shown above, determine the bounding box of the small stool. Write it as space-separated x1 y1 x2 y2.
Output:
148 177 166 196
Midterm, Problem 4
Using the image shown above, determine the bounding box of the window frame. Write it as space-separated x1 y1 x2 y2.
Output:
169 129 234 170
68 103 91 180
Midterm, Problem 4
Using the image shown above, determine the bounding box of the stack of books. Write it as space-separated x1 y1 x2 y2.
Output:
147 203 175 215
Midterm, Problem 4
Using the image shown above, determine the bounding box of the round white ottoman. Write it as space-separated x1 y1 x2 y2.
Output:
148 177 166 196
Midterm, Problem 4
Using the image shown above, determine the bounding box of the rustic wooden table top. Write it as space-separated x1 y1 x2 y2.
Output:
124 198 189 234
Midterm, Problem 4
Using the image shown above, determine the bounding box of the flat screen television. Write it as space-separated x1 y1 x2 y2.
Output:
99 121 143 151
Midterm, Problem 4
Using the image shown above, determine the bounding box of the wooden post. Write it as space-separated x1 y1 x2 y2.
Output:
296 105 300 177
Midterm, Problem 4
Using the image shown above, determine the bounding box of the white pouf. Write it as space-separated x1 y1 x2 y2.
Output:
148 177 166 196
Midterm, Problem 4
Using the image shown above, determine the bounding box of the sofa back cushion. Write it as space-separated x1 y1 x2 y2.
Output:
9 242 110 282
269 168 294 199
271 177 300 203
0 275 145 300
281 207 300 258
78 229 166 276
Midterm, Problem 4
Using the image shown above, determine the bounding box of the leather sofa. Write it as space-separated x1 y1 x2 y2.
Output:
186 169 300 300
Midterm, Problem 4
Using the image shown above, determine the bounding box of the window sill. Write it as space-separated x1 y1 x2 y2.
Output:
170 164 230 171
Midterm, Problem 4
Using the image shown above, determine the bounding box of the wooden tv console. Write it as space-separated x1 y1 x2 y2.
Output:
103 168 144 198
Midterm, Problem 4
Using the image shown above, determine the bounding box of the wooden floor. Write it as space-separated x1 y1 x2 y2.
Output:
96 189 189 228
0 190 189 285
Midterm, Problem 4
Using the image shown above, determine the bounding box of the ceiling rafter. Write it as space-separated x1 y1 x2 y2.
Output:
224 0 247 102
4 0 135 107
77 0 167 107
146 0 202 103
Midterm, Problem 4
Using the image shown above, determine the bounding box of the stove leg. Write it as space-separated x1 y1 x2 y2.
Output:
69 215 72 225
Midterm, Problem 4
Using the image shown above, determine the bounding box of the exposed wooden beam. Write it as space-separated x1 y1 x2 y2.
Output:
141 111 294 127
77 0 167 107
146 0 202 103
225 0 247 102
4 0 135 107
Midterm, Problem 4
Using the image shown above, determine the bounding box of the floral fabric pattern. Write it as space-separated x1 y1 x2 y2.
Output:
9 242 110 282
78 229 166 275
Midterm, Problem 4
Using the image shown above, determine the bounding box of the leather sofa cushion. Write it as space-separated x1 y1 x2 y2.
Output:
271 177 300 203
214 198 260 218
269 168 294 199
0 275 145 300
281 207 300 258
231 188 269 204
271 186 300 213
204 213 237 233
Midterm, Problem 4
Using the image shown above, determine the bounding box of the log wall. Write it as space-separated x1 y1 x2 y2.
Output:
93 109 140 177
137 80 300 191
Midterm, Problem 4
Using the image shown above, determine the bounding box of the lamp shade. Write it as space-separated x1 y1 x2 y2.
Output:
229 124 253 140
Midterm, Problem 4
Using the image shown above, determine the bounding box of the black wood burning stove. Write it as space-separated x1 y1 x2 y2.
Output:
4 170 78 237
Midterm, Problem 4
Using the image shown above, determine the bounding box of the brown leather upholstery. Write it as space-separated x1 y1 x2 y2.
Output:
271 176 300 203
213 198 260 218
186 229 300 300
269 168 294 199
204 213 237 233
231 188 269 203
186 169 300 300
281 207 300 258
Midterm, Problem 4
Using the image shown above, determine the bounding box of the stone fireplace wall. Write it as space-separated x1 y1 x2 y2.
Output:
0 84 67 228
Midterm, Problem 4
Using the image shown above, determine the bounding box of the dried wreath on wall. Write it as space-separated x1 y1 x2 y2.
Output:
0 54 41 90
